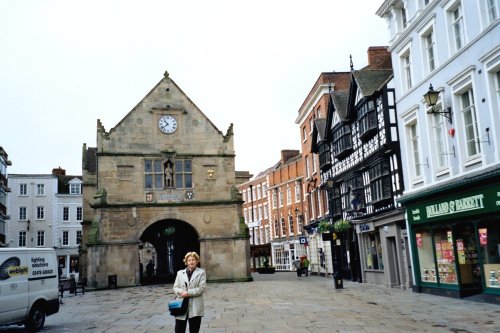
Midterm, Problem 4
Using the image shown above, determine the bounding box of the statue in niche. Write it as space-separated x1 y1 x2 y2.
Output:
164 160 174 188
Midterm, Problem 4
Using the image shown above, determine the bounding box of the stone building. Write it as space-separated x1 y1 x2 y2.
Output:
81 71 251 288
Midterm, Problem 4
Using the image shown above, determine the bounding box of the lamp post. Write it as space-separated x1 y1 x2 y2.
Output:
325 178 342 288
423 84 452 124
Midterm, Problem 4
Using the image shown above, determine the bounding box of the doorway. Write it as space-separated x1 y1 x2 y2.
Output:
455 223 481 295
140 219 199 283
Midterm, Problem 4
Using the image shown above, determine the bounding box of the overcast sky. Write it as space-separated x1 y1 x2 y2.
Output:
0 0 389 177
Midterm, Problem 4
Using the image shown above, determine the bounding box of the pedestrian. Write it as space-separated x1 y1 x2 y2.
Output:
292 257 302 277
146 260 155 284
302 255 310 277
173 251 207 333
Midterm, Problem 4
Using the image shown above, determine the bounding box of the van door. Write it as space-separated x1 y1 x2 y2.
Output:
0 252 29 325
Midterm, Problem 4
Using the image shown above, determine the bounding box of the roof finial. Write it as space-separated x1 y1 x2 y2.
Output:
350 54 354 71
164 70 169 77
328 79 332 92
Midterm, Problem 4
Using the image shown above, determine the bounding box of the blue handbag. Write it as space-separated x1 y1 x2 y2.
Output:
168 298 188 316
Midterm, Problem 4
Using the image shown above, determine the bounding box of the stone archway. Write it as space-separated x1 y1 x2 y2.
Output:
140 219 199 283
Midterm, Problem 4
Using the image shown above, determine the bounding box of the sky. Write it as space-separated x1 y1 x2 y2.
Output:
0 0 390 177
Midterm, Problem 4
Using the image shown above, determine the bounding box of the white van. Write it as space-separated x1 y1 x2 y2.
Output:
0 248 60 332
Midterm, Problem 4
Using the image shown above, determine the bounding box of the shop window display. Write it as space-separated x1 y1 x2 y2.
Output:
434 228 457 284
478 221 500 289
416 229 437 283
364 232 383 270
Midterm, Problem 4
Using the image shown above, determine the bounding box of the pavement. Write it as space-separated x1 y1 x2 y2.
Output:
1 272 499 333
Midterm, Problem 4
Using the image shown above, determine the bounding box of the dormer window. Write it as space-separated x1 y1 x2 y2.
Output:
70 183 81 195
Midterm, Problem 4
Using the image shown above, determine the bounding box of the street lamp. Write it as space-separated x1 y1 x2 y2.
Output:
423 84 452 124
324 178 343 289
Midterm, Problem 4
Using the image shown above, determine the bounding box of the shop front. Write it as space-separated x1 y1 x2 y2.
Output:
402 178 500 302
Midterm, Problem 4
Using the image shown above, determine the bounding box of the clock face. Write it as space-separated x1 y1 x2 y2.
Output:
158 115 178 134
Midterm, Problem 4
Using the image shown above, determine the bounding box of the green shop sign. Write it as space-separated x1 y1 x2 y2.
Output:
407 185 500 224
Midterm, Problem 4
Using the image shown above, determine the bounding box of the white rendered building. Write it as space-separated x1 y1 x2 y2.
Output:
7 168 83 278
377 0 500 301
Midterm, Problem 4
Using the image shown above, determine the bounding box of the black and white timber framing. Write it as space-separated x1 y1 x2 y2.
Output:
313 68 404 222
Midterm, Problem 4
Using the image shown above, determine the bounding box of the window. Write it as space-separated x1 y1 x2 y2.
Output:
144 159 192 189
280 217 286 236
286 187 292 205
76 207 83 221
272 191 277 208
295 184 301 202
343 176 365 211
37 231 45 247
36 206 45 220
434 228 457 284
19 231 26 247
408 121 422 179
279 190 284 207
401 6 407 29
364 232 383 270
450 3 465 51
76 230 82 245
331 186 342 217
262 183 267 197
63 231 69 246
174 160 192 189
402 52 412 90
415 229 437 283
358 99 378 141
19 183 27 196
257 185 262 199
369 161 392 203
431 113 448 169
70 183 81 194
19 206 27 221
461 89 481 158
144 160 163 189
424 30 436 72
263 203 268 219
332 123 353 158
274 219 279 238
302 127 307 142
63 207 69 221
37 184 45 196
305 156 310 178
288 215 294 235
487 0 499 22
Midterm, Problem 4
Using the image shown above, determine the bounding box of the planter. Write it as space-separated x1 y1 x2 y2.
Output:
256 267 276 274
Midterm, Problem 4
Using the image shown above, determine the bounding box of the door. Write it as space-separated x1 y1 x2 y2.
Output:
455 223 481 293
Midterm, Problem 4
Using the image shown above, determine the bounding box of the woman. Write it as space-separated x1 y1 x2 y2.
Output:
173 252 206 333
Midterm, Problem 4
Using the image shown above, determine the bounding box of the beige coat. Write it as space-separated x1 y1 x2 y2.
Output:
173 267 206 320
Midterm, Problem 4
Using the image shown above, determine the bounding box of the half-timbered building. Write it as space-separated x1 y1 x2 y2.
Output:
315 47 412 289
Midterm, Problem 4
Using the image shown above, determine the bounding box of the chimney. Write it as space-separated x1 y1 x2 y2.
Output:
281 150 300 164
366 46 392 70
52 167 66 176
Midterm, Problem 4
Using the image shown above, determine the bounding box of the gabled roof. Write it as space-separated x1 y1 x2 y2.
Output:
310 118 326 154
352 69 393 97
330 91 349 121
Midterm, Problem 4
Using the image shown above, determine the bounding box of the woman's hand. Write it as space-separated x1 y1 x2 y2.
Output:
180 291 189 298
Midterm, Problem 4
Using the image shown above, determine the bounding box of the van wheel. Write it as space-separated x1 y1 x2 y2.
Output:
25 304 46 332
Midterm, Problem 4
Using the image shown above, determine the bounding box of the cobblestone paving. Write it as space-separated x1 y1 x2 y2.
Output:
1 272 499 332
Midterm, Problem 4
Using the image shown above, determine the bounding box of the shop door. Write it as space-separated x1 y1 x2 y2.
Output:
455 223 481 293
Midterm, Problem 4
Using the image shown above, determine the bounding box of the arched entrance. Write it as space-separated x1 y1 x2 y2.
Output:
140 219 199 283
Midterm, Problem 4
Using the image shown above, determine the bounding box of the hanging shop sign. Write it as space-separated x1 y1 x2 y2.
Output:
407 185 500 224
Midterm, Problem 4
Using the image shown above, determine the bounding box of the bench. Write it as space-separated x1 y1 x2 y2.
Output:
59 278 85 298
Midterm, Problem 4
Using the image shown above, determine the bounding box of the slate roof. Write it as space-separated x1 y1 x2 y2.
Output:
352 69 393 97
314 118 327 141
330 91 349 121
